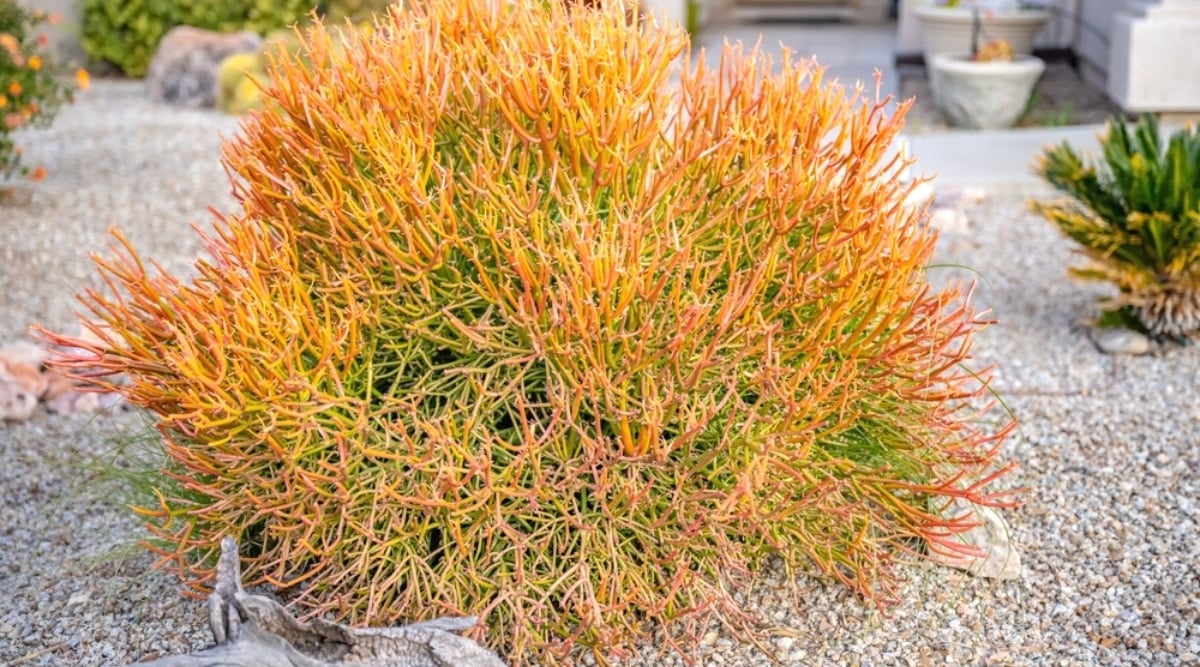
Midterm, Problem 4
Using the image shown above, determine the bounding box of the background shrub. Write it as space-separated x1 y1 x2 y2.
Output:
1 1 85 181
1033 116 1200 337
321 0 396 22
49 0 1015 663
215 50 267 114
216 25 351 115
81 0 392 77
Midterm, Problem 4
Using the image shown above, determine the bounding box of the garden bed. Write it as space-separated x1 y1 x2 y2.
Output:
0 80 1196 667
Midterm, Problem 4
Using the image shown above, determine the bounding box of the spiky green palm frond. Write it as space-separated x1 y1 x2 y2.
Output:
1033 116 1200 337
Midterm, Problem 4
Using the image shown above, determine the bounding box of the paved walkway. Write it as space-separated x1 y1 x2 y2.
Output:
905 124 1104 187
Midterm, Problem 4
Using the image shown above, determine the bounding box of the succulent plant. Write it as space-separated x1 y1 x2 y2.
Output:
1033 115 1200 338
216 27 355 115
215 51 265 114
47 0 1016 663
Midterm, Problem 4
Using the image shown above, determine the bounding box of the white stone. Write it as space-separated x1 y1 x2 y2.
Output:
0 341 47 367
960 186 988 206
927 206 970 233
904 181 936 211
929 53 1046 130
1090 328 1153 355
0 371 38 421
933 184 988 209
930 499 1022 580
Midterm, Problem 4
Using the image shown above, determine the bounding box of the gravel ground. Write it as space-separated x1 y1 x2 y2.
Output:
1 79 1197 667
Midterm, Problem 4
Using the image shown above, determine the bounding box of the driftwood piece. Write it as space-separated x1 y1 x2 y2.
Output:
128 537 507 667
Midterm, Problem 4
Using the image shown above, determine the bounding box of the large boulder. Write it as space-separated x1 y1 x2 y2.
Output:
146 26 261 108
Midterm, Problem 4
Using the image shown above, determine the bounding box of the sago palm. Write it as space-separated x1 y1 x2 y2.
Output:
1033 115 1200 337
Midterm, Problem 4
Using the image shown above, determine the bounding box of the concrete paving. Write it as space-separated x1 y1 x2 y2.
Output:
904 123 1106 188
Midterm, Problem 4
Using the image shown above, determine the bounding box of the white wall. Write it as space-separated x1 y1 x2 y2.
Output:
1073 0 1122 88
1044 0 1081 48
1107 1 1200 113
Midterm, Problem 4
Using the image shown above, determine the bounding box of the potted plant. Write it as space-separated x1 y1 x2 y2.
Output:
913 0 1051 64
927 8 1045 129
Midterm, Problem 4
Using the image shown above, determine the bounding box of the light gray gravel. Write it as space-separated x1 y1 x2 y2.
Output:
1 80 1198 667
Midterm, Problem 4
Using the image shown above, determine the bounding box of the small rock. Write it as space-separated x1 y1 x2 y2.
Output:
0 341 48 367
0 338 124 418
984 650 1011 665
0 345 48 420
146 27 261 108
922 185 986 234
959 186 987 206
903 181 936 211
929 498 1021 580
0 373 38 420
0 356 47 399
928 206 970 233
933 185 988 209
1089 328 1152 355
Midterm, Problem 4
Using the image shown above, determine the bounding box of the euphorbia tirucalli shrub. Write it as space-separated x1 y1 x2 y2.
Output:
47 0 1016 662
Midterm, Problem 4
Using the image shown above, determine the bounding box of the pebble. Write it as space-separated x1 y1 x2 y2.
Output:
1090 327 1153 355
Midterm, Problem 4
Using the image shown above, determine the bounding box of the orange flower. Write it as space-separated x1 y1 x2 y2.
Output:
7 81 20 96
29 166 46 181
75 69 90 91
27 55 42 71
0 33 19 61
3 113 22 129
47 12 63 26
0 95 6 109
37 34 48 46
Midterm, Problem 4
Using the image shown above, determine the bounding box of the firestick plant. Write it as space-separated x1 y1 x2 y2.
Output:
47 0 1017 664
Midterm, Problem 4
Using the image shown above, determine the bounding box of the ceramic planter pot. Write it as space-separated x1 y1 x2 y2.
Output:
913 6 1050 63
928 52 1046 129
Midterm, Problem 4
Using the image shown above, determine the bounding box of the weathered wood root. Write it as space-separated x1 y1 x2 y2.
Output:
127 536 508 667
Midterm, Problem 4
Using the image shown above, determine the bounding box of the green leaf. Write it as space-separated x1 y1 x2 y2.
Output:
1096 305 1145 331
1033 115 1200 315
